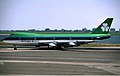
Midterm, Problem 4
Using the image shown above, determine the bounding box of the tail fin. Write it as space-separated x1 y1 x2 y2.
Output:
92 18 113 34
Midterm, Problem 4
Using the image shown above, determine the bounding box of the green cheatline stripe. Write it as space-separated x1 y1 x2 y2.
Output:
11 32 110 37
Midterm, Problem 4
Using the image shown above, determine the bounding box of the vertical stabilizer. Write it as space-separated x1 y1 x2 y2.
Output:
92 18 113 34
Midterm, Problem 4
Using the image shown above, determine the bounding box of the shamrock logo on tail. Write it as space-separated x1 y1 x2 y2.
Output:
101 23 109 32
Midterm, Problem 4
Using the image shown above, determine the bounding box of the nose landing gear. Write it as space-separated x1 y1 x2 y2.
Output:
14 45 17 50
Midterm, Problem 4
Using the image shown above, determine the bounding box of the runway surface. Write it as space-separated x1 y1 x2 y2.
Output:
0 46 120 75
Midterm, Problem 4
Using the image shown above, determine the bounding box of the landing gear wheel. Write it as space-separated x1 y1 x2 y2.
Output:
56 46 65 50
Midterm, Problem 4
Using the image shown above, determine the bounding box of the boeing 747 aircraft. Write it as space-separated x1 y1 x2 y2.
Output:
2 18 113 50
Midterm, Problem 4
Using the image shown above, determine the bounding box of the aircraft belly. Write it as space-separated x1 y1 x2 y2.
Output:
38 40 94 43
3 39 94 46
3 40 39 45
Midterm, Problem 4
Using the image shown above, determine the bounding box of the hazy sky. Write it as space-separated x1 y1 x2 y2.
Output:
0 0 120 30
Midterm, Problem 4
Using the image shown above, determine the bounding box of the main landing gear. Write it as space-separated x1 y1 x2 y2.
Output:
48 45 65 50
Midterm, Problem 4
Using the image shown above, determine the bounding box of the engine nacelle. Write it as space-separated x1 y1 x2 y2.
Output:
69 42 76 46
49 43 56 47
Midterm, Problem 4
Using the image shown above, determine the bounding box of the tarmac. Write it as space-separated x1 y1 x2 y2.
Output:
0 46 120 75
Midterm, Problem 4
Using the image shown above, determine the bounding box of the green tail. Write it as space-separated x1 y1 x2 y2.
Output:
92 18 113 34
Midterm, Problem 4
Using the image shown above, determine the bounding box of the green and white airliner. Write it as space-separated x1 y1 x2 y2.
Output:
2 18 113 50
